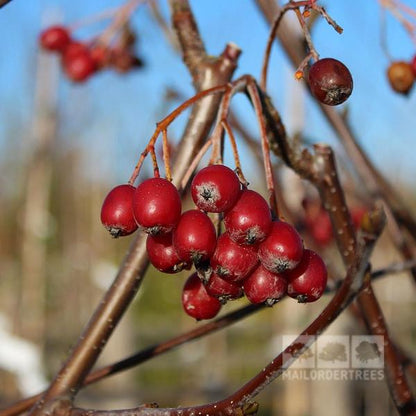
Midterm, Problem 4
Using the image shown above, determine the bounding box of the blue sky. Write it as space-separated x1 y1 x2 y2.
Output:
0 1 415 189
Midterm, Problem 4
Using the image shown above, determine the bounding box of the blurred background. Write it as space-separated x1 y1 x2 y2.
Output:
0 0 415 415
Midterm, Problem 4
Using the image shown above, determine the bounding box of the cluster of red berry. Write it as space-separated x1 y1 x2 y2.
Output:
101 165 328 320
39 25 143 83
387 57 416 95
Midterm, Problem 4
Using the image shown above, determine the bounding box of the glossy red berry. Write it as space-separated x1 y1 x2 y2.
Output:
39 26 71 52
191 164 241 213
205 272 243 301
258 220 304 273
243 264 287 305
173 210 217 264
224 189 272 245
387 61 414 95
63 50 96 82
308 58 353 105
211 233 258 283
286 249 328 303
133 177 181 235
146 233 187 274
100 184 137 238
182 273 222 320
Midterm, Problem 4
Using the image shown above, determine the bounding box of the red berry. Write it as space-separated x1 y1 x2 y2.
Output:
100 184 137 238
62 41 89 63
182 273 222 320
309 210 333 246
191 164 241 213
258 220 304 273
211 233 258 283
132 177 181 235
90 44 111 70
243 264 287 305
146 233 187 274
387 61 414 95
205 272 243 301
63 50 96 82
224 189 272 245
286 249 328 303
308 58 353 105
39 25 71 52
411 54 416 77
173 210 217 264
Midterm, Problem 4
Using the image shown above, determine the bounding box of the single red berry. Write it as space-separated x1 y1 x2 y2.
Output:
224 189 272 245
308 58 353 105
62 41 89 63
173 210 217 264
243 264 287 305
258 220 304 273
90 44 111 70
205 272 243 301
132 177 181 235
191 164 241 213
411 54 416 77
63 50 96 82
182 272 222 320
211 233 258 283
100 184 137 238
310 210 333 246
146 233 187 274
286 249 327 303
39 25 71 52
387 61 414 95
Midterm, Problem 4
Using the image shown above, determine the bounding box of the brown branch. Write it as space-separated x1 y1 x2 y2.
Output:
0 0 12 8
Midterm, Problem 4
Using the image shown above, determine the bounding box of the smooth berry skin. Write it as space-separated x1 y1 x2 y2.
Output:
100 184 137 238
308 58 353 105
286 249 328 303
182 273 222 320
191 165 241 213
224 189 272 245
146 233 186 274
258 220 304 273
63 51 96 83
173 210 217 264
205 272 243 301
39 26 71 52
387 61 414 95
211 233 258 283
133 177 181 235
243 264 287 305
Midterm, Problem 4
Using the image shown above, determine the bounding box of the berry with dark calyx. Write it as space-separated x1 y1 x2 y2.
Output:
258 220 304 273
111 48 144 73
243 264 287 306
133 177 181 235
100 184 137 238
224 189 272 245
146 233 187 274
182 272 222 320
63 53 96 83
191 164 241 213
205 272 243 301
286 249 328 303
211 233 259 283
173 210 217 265
308 58 353 105
39 25 71 52
387 61 414 95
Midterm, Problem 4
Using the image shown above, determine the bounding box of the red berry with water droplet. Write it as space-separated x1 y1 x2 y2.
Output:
308 58 353 105
133 177 182 235
182 272 222 320
243 264 287 305
100 184 137 238
173 210 217 264
191 164 241 213
258 220 304 273
224 189 272 245
286 249 327 303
